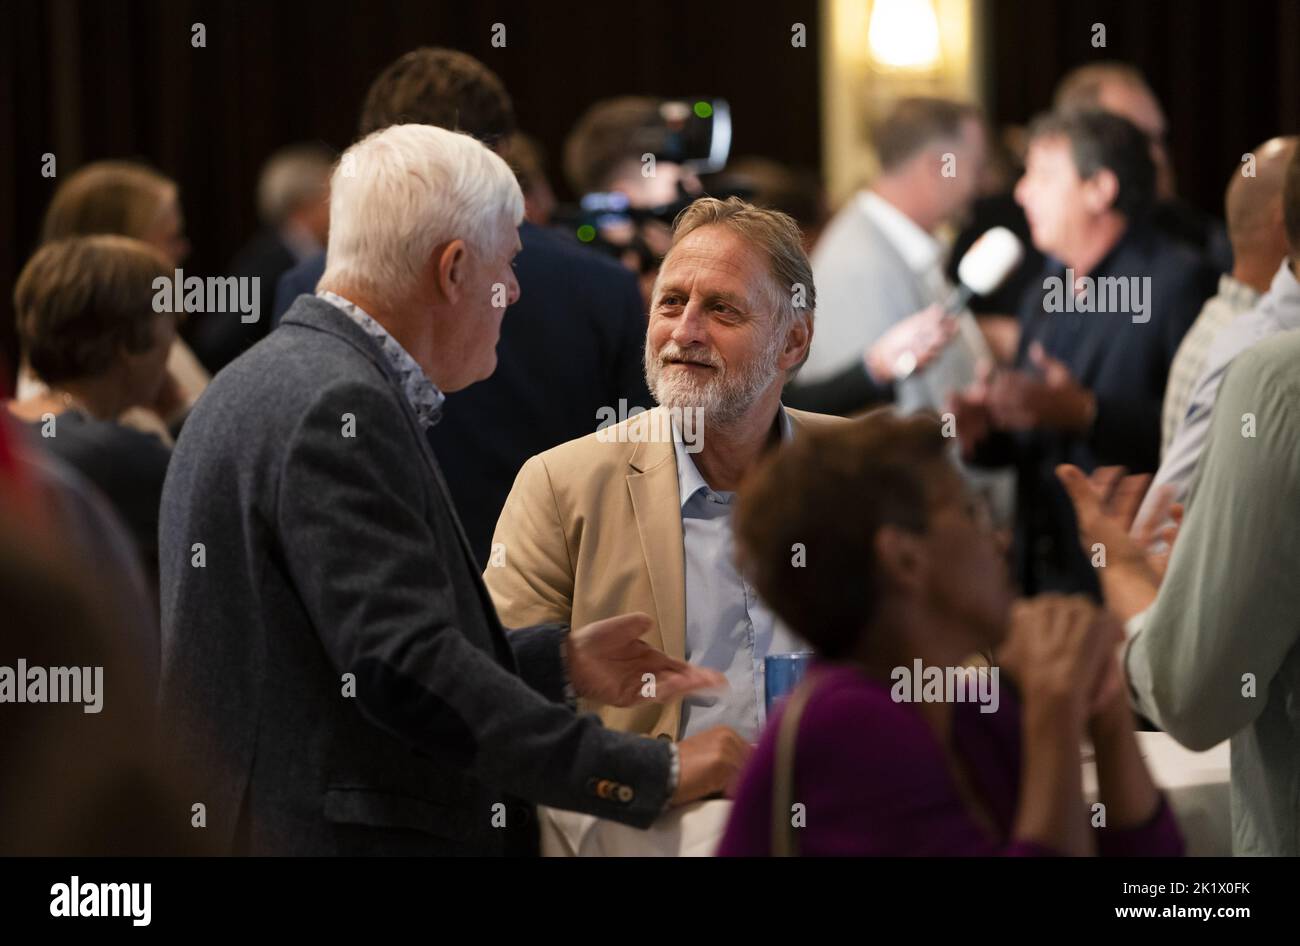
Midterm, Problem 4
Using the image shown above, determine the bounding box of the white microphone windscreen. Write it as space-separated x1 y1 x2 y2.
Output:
956 226 1024 297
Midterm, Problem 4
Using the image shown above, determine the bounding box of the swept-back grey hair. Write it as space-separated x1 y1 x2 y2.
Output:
321 123 523 309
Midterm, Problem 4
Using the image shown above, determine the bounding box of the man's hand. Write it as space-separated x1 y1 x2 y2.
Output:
1129 480 1184 579
865 304 958 383
986 343 1095 433
976 314 1021 365
1056 464 1167 621
671 726 752 806
565 612 726 707
947 359 995 458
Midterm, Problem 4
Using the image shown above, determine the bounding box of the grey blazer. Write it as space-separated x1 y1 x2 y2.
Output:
158 295 671 855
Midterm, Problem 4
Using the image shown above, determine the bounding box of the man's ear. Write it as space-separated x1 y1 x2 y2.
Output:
779 313 812 371
434 239 468 304
1084 168 1120 215
873 524 928 596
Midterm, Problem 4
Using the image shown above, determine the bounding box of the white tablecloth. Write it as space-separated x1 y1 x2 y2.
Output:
540 797 732 857
1084 731 1231 856
541 732 1231 856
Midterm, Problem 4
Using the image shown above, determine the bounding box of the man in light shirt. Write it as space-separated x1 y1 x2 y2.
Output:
1060 330 1300 855
487 197 843 742
1135 139 1300 532
794 97 991 416
1158 137 1295 460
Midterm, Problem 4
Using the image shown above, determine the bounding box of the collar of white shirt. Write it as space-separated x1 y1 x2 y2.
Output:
1264 258 1300 326
673 406 794 510
858 190 943 275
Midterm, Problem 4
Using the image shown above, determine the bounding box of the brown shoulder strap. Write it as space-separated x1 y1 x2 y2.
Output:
770 675 818 857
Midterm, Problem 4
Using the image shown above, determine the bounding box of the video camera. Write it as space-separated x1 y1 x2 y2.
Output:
556 97 740 274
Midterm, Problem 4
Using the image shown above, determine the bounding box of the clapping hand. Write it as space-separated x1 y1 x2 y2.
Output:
997 594 1125 723
1055 465 1182 620
985 343 1095 433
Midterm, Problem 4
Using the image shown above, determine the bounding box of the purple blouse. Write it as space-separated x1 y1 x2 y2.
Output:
717 663 1183 857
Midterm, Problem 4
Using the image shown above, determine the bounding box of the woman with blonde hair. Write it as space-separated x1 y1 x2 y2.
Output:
22 160 209 434
41 160 191 264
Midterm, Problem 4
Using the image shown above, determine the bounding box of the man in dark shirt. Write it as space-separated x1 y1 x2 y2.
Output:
951 110 1215 596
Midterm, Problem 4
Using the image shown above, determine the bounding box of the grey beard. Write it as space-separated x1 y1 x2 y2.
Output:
645 335 783 427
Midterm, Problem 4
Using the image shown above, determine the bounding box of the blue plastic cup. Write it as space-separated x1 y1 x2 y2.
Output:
764 652 814 714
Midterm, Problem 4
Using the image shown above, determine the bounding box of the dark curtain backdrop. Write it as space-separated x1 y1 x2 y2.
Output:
5 0 1299 388
986 0 1300 219
1 0 822 388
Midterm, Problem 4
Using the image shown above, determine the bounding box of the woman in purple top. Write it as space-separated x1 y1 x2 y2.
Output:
717 411 1182 857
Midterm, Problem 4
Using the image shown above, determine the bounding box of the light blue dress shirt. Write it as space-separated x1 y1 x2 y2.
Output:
1136 261 1300 528
674 408 807 742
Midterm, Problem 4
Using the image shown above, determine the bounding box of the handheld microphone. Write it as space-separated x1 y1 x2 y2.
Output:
894 227 1025 380
945 225 1025 315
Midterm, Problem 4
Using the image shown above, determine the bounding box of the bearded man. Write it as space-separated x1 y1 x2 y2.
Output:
485 197 843 742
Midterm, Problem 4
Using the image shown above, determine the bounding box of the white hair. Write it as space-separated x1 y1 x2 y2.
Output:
257 144 333 227
321 123 523 309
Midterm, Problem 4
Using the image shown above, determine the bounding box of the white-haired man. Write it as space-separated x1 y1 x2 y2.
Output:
197 143 334 371
487 197 843 742
159 124 735 856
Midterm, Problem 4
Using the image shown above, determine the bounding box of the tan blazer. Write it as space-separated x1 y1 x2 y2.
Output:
485 405 844 739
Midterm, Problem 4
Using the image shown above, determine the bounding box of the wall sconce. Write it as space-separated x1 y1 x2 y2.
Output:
867 0 942 71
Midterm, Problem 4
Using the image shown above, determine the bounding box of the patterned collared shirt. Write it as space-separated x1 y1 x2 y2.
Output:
1160 274 1259 458
317 290 445 430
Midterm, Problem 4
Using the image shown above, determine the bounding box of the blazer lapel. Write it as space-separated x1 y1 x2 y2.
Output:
625 408 687 662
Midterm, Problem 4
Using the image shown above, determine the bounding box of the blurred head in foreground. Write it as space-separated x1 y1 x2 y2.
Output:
733 410 1013 664
0 503 205 854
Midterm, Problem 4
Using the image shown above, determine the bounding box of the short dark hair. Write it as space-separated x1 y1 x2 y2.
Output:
733 411 952 660
358 48 515 145
563 97 663 196
725 156 825 235
15 236 172 386
1284 144 1300 255
872 97 983 173
1028 108 1156 219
